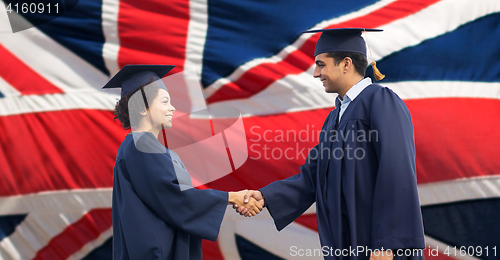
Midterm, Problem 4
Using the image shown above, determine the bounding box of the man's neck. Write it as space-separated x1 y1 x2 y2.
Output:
338 75 364 99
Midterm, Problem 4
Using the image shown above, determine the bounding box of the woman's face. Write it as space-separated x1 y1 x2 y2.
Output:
149 89 175 128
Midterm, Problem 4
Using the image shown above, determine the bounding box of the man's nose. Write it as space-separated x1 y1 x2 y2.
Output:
313 66 321 78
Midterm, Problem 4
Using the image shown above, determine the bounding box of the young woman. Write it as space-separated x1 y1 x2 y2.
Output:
104 65 262 260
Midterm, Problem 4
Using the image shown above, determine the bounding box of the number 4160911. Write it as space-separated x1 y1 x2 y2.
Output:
443 246 497 257
5 3 59 14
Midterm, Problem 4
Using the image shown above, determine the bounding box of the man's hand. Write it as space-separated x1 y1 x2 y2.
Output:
370 250 394 260
233 190 265 217
228 190 263 216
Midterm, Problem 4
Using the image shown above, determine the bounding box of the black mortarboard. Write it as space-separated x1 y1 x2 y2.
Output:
302 28 383 56
102 65 175 98
302 28 386 80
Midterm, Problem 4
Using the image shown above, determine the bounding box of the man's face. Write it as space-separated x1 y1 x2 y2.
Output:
313 53 344 94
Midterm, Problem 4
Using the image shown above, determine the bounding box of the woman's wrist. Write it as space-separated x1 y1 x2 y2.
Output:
228 192 235 205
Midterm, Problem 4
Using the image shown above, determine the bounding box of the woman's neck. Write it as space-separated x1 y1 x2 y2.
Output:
132 126 160 138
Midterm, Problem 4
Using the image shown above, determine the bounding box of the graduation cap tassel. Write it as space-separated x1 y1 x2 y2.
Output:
371 61 385 81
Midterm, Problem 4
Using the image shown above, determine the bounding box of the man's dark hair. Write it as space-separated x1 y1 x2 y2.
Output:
326 51 368 77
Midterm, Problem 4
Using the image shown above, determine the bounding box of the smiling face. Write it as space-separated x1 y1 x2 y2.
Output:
148 88 175 128
313 52 346 94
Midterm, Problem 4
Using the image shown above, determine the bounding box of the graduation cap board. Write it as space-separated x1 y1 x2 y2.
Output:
102 65 175 98
302 28 385 80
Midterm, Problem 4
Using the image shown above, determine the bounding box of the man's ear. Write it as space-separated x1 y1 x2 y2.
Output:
342 57 352 73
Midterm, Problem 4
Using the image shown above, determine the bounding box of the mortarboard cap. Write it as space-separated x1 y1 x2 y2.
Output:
302 28 386 80
102 65 175 98
302 28 382 57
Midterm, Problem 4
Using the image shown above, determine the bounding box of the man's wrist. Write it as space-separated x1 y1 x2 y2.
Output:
258 189 267 208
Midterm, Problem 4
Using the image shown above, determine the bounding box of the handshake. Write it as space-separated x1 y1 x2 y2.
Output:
227 190 264 217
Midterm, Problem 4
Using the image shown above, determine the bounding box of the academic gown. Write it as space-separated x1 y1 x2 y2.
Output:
260 84 425 260
112 132 228 260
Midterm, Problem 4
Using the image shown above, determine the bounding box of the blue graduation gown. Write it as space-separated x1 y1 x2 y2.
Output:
112 132 228 260
260 84 425 259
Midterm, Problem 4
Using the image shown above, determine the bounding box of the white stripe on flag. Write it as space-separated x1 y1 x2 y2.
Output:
2 78 499 117
0 211 86 260
68 227 113 260
219 204 317 260
418 176 500 206
0 188 112 215
0 189 112 260
236 214 322 259
0 76 21 97
0 91 117 116
201 78 500 118
185 0 209 76
0 16 109 93
202 0 398 97
218 206 243 260
364 0 500 61
102 0 121 76
386 81 500 100
183 0 210 113
203 0 500 99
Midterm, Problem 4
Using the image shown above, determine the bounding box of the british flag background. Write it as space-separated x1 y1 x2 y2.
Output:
0 0 499 259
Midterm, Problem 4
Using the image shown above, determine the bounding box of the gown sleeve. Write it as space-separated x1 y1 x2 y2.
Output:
369 87 426 250
259 146 318 231
259 112 333 231
124 133 228 241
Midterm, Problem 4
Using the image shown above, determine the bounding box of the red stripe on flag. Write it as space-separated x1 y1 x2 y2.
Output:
117 0 190 73
205 107 336 192
206 0 441 104
1 98 496 196
425 252 461 260
0 109 126 196
203 239 225 260
295 214 319 232
0 44 63 95
203 98 500 193
408 98 500 184
32 208 112 260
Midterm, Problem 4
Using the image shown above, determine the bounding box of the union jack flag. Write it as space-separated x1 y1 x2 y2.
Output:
0 0 499 259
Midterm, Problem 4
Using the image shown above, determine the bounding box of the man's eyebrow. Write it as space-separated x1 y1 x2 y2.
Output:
315 60 325 65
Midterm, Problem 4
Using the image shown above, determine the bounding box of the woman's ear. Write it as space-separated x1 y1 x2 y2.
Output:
139 109 148 116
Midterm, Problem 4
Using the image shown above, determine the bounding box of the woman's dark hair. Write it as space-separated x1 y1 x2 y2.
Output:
114 77 162 130
326 51 368 77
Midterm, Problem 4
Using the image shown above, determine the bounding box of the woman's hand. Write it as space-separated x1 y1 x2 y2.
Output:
233 190 265 217
228 190 263 217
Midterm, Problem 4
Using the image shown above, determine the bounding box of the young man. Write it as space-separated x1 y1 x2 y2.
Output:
240 29 425 260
